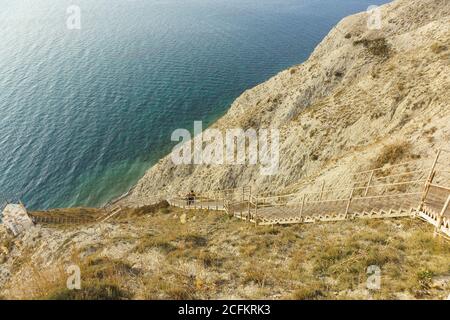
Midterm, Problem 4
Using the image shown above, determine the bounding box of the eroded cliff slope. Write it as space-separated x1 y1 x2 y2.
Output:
122 0 450 207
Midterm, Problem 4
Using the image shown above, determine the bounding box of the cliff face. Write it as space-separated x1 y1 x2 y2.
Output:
122 0 450 207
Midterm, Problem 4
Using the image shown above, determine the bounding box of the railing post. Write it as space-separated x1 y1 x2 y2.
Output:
364 170 374 197
300 195 306 217
247 187 252 220
320 181 325 201
224 192 229 216
434 195 450 237
345 188 354 219
420 149 441 211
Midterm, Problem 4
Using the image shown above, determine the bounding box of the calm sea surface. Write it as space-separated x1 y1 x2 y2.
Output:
0 0 389 209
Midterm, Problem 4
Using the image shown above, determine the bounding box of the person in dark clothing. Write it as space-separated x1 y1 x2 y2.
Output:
186 190 196 205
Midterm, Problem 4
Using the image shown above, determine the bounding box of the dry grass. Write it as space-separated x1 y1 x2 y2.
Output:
135 234 177 254
46 256 136 300
1 206 449 300
354 38 391 57
430 43 448 54
4 251 135 300
372 141 412 169
291 282 328 300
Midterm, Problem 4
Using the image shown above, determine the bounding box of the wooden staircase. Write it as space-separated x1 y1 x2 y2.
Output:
27 149 449 239
29 215 93 225
167 149 450 239
97 206 122 223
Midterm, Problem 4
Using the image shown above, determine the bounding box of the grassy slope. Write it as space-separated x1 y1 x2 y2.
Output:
1 206 449 300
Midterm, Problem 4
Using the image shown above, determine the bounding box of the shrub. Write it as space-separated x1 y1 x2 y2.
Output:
354 38 390 57
179 234 208 248
135 235 177 254
291 283 327 300
430 43 447 54
372 141 411 168
198 251 222 268
243 265 271 287
411 269 434 298
1 237 15 253
129 201 170 217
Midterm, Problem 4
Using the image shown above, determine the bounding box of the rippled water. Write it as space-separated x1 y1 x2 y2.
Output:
0 0 389 209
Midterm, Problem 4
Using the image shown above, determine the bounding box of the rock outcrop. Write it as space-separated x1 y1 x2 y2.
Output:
2 204 33 236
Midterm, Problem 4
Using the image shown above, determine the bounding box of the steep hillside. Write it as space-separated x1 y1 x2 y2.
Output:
120 0 450 207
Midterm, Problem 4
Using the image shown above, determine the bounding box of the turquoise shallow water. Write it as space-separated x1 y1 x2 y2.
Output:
0 0 389 209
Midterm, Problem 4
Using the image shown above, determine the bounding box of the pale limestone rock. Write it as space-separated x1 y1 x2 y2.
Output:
180 213 187 224
2 204 33 236
118 0 450 207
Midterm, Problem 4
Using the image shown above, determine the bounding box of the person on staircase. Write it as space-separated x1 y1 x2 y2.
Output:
186 190 196 206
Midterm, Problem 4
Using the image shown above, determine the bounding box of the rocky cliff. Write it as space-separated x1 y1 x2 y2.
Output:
120 0 450 207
